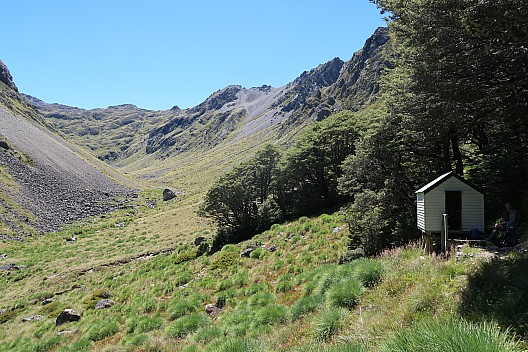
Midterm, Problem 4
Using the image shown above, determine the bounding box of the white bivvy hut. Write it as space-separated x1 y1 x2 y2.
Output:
416 171 484 251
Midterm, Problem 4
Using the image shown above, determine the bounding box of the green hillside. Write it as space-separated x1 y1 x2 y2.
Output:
1 208 527 351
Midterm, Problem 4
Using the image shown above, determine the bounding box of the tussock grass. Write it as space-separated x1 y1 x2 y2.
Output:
378 317 524 352
1 208 526 351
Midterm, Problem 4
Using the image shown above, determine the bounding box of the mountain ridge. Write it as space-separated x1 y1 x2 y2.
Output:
24 27 390 166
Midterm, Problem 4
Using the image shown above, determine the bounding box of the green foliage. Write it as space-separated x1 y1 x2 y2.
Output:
0 309 19 324
57 339 92 352
338 248 365 264
121 333 149 347
82 288 111 309
206 338 264 352
378 317 524 352
352 258 383 287
33 336 63 352
460 254 528 338
290 295 324 320
193 326 223 343
201 144 282 252
313 308 349 342
84 319 119 342
327 276 364 309
252 304 288 326
210 248 240 271
168 299 200 321
166 313 208 338
364 0 528 226
127 314 164 333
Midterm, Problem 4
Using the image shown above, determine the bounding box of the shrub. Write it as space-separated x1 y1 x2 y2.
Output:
313 308 349 342
210 250 240 271
378 317 524 352
174 249 198 264
0 309 19 324
320 214 333 223
249 247 267 259
290 295 324 320
275 273 293 293
316 269 339 296
338 248 365 264
166 313 208 338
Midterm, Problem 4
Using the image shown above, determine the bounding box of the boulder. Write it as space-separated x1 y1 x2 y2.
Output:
162 188 176 201
95 299 115 310
0 141 9 150
55 309 81 326
268 244 277 252
205 304 222 316
22 315 43 322
194 236 207 246
240 246 257 257
57 330 77 336
0 263 20 271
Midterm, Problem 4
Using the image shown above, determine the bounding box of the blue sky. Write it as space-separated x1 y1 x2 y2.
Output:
1 1 385 110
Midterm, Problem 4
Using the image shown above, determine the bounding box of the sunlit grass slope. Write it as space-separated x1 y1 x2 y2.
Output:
1 208 527 351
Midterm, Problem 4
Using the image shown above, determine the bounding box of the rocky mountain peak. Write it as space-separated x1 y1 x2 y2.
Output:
0 60 18 92
190 85 242 114
294 57 345 89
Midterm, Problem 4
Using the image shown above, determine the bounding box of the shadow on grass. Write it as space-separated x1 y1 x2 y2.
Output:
459 252 528 338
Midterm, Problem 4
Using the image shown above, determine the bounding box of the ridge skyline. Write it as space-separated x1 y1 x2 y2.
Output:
1 1 385 111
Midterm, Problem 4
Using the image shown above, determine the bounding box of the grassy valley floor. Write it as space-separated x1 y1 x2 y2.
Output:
1 203 527 351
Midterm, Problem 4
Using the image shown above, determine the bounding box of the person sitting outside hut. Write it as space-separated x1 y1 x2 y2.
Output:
489 202 520 246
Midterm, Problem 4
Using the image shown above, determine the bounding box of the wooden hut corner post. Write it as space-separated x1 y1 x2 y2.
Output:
441 213 448 254
422 231 432 255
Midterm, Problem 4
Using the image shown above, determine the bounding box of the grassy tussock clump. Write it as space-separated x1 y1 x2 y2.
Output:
378 317 524 352
313 308 350 342
166 312 209 338
84 319 119 342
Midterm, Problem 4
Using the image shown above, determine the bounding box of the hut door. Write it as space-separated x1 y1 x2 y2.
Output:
445 191 462 231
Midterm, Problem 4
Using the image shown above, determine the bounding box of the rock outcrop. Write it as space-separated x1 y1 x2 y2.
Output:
0 60 18 92
55 309 81 326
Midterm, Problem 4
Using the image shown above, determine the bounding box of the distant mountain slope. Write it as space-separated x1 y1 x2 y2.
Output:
0 64 137 234
27 27 390 167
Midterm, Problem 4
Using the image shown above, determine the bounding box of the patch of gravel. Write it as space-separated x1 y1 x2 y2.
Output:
0 106 136 233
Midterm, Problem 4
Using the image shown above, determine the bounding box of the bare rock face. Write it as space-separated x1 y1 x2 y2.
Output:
55 309 81 326
0 60 18 92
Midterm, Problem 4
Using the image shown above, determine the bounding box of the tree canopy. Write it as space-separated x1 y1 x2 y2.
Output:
201 0 528 255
